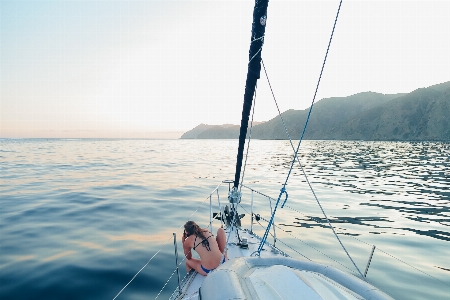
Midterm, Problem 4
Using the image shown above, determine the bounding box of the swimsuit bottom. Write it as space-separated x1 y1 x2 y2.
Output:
200 257 226 274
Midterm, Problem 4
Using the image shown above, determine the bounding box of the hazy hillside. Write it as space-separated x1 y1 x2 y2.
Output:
181 122 265 139
250 92 404 139
181 81 450 141
197 124 240 139
328 86 450 140
180 124 217 139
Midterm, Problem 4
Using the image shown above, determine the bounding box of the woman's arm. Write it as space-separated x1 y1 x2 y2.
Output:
182 233 192 260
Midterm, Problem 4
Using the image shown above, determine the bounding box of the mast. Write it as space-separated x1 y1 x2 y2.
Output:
233 0 269 192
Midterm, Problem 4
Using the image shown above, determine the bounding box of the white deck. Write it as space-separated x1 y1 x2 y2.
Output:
170 226 393 300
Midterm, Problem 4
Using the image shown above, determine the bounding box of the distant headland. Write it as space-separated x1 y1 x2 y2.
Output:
181 81 450 141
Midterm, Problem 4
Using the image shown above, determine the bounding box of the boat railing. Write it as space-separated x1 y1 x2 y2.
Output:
235 182 450 299
113 181 228 300
113 180 449 299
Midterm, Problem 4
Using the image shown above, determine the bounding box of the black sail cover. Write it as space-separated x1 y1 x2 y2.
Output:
234 0 269 189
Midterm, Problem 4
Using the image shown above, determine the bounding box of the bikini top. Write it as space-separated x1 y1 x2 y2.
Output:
193 234 214 251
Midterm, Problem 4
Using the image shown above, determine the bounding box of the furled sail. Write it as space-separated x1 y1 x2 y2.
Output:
233 0 269 190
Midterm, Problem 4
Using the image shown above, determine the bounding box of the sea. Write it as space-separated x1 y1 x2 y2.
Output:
1 139 449 300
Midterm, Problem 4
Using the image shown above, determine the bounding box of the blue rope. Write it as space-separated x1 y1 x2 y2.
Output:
280 187 288 208
257 186 287 254
257 0 343 256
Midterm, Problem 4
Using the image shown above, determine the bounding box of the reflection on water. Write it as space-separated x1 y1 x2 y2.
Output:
288 214 450 241
73 241 115 252
42 251 77 262
237 140 450 300
268 141 449 239
0 139 449 299
106 229 180 243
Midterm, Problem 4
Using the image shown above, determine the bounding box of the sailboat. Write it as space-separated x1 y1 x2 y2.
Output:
166 0 393 299
111 1 448 299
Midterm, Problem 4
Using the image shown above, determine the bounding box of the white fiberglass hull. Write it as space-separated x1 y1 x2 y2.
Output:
170 227 393 300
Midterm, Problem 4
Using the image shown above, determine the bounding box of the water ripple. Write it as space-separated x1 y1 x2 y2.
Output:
1 139 449 299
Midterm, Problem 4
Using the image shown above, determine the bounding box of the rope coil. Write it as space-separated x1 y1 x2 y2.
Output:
280 186 288 208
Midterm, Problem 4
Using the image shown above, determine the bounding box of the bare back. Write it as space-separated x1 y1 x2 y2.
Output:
185 229 223 269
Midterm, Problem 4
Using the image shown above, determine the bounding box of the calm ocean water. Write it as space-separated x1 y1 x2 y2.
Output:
1 139 449 299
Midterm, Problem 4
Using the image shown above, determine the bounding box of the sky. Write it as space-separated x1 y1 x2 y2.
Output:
1 0 449 138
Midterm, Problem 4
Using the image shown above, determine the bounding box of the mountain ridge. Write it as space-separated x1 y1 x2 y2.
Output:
180 81 450 141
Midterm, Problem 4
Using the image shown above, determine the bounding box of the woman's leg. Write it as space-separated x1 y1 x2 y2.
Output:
216 227 227 259
186 258 208 276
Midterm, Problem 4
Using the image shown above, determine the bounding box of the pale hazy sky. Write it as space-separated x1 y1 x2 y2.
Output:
1 0 449 138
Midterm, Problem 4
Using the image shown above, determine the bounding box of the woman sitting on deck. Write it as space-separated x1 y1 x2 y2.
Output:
182 221 227 275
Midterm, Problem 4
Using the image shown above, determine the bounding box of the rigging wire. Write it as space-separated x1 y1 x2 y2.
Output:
261 59 291 141
247 36 265 65
283 202 450 286
238 188 355 273
112 237 172 300
250 205 355 274
155 255 187 299
258 216 355 274
239 199 354 274
239 84 257 193
241 183 448 286
213 87 259 266
251 36 265 43
238 203 312 262
254 0 370 280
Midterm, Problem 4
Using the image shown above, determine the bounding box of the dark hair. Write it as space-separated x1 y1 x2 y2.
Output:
184 221 207 241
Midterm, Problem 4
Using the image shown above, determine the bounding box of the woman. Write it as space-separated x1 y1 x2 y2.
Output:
182 221 227 275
